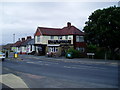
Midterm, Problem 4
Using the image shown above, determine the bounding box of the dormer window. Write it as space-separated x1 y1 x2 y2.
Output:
58 36 62 39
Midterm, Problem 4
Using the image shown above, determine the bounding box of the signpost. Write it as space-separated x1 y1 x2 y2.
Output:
87 53 95 59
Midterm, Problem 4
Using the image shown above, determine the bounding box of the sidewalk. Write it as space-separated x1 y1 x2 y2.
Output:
7 52 119 66
36 56 119 66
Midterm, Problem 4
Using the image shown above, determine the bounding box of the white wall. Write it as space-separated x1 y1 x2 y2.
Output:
35 35 73 44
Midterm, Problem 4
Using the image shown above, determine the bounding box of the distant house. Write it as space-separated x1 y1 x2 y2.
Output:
26 39 35 54
12 36 35 54
20 36 35 54
2 43 13 51
12 40 22 53
12 37 28 53
34 22 86 56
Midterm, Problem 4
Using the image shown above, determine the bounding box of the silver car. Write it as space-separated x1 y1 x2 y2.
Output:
0 51 5 61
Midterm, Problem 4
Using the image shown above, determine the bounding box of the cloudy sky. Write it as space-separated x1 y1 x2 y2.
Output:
0 0 119 45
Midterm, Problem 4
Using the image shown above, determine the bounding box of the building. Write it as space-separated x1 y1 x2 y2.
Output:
2 43 13 51
34 22 86 56
12 36 35 54
20 36 35 54
12 40 22 53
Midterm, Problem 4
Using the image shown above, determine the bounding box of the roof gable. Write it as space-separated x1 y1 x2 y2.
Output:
34 28 42 36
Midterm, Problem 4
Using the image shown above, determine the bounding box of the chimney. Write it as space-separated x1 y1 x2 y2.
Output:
18 38 21 41
21 38 25 41
27 36 32 39
67 22 71 27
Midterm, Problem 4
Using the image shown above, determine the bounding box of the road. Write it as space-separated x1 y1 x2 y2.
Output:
1 53 119 89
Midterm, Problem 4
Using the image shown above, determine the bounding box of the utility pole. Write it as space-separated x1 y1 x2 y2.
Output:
13 33 15 43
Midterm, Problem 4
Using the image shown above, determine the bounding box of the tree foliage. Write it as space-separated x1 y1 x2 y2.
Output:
83 6 120 57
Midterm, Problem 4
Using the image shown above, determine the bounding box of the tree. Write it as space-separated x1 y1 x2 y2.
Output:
83 6 120 59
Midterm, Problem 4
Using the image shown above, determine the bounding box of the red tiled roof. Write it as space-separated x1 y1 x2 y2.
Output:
62 26 84 35
34 24 84 36
12 40 27 47
12 41 22 47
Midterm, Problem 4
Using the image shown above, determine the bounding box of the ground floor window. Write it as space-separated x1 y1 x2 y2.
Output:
18 47 20 51
49 47 58 52
76 47 85 53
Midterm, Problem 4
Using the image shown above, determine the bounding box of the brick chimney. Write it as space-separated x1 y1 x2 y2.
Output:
67 22 71 27
27 36 32 39
21 38 25 41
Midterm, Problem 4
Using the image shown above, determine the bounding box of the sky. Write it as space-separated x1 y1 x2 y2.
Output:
0 0 119 45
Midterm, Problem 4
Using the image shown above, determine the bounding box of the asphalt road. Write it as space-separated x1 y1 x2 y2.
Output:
1 53 119 88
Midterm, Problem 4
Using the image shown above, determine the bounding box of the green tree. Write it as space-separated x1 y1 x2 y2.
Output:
83 6 120 59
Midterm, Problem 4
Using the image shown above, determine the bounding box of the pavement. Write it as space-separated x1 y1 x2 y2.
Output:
0 73 29 88
8 53 119 67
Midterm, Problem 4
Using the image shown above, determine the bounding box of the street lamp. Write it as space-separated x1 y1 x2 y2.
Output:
13 34 15 43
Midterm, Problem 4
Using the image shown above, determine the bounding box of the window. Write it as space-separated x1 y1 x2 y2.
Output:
50 36 54 39
23 47 26 51
37 36 40 42
18 47 20 51
69 37 71 39
58 36 62 39
65 36 68 39
76 47 85 52
49 47 58 52
76 36 84 42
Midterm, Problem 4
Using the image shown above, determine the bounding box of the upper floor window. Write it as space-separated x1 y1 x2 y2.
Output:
69 37 71 39
76 36 84 42
58 36 62 39
65 36 68 39
50 36 54 39
37 36 40 42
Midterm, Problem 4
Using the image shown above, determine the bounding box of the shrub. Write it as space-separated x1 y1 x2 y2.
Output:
94 47 106 59
66 48 80 58
87 44 97 53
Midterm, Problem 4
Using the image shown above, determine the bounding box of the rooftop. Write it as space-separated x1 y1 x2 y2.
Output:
34 22 84 36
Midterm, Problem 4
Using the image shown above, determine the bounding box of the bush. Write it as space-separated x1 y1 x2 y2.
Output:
94 48 106 59
66 48 80 58
87 44 97 53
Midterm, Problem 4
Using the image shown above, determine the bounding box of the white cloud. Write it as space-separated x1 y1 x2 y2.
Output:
0 2 118 44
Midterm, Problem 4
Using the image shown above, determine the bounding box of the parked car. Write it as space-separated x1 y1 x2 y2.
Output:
0 51 5 61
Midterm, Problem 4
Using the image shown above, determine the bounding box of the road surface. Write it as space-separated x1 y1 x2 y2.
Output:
1 54 119 89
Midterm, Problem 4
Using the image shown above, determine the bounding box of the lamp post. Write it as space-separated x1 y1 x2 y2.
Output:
13 33 15 43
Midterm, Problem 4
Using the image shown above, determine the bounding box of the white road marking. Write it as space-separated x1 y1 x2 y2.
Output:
38 61 42 62
26 62 34 63
63 65 107 70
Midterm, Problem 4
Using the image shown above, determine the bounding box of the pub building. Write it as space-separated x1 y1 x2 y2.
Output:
34 22 86 56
